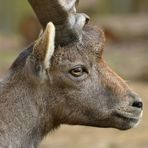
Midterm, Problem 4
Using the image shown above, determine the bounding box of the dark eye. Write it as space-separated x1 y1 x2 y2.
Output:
69 66 87 77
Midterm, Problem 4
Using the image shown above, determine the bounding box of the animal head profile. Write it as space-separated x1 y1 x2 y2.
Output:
0 0 143 147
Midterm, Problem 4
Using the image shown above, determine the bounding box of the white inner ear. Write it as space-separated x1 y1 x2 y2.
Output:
44 23 55 69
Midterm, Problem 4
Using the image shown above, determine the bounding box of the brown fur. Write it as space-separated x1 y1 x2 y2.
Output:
0 24 143 148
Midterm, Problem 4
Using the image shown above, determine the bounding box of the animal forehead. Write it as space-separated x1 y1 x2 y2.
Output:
82 25 105 50
53 26 105 64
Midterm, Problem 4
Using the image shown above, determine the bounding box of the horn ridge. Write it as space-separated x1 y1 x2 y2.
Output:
28 0 89 46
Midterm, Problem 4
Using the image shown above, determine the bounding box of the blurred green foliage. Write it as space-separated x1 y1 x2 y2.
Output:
0 0 33 34
0 0 148 34
97 0 148 14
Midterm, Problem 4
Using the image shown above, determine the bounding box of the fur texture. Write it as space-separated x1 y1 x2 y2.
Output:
0 25 143 148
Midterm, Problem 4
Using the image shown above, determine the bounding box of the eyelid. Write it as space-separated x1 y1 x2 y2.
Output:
73 65 88 73
69 65 88 76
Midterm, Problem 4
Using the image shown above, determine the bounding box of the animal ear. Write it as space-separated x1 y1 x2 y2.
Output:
32 22 55 69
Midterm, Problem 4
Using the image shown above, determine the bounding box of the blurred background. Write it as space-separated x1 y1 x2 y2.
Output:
0 0 148 148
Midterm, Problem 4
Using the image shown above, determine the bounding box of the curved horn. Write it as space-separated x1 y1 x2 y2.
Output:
28 0 89 46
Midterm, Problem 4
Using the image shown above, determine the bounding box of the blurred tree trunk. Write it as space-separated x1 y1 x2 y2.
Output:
135 0 148 13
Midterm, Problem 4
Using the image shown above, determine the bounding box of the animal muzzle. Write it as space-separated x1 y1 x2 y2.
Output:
112 91 143 130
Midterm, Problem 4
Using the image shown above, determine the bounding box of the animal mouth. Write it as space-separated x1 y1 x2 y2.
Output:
115 110 139 122
113 109 143 125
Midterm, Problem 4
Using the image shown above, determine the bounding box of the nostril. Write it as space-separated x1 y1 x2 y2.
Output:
132 101 143 109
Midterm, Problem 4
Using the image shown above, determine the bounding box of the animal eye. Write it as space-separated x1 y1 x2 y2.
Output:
69 66 87 77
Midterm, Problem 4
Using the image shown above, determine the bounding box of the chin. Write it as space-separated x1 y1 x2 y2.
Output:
112 110 143 130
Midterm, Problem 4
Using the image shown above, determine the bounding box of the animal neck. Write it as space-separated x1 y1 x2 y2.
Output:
0 73 55 147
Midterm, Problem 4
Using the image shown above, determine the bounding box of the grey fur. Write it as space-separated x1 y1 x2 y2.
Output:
0 1 143 148
0 25 143 148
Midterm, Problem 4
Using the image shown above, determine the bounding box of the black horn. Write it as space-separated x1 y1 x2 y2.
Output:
28 0 90 46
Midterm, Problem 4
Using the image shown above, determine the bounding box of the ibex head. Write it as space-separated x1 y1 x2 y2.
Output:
11 0 143 132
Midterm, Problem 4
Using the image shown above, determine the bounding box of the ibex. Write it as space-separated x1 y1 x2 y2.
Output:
0 0 143 147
